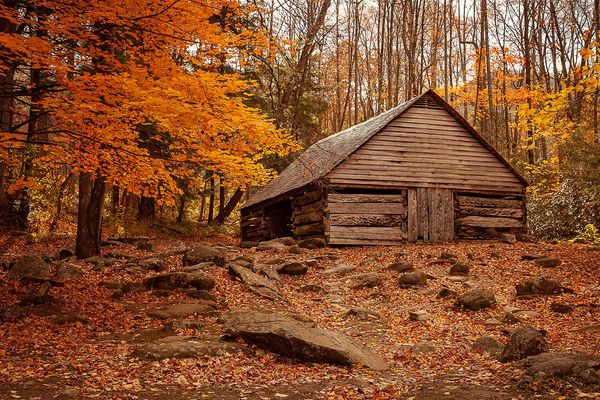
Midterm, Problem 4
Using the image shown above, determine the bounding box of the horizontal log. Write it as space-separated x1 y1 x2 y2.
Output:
327 202 406 215
293 190 323 206
294 201 322 215
458 206 523 218
293 210 323 225
456 216 523 228
329 172 524 189
241 217 262 227
458 195 523 208
294 222 324 236
329 213 406 227
328 193 406 204
328 237 403 246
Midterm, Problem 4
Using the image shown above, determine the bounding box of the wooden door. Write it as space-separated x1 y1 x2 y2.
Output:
407 188 454 242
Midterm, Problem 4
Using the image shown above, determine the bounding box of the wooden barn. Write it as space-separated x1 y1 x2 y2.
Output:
241 90 528 245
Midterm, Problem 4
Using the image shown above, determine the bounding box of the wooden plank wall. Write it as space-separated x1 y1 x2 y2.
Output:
291 188 325 239
407 188 454 242
326 192 407 245
455 194 525 239
327 97 525 194
241 207 266 242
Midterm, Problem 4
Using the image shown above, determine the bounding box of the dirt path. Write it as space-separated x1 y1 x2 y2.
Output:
1 236 599 399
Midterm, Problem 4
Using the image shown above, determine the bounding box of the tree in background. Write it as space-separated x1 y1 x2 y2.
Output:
0 0 297 257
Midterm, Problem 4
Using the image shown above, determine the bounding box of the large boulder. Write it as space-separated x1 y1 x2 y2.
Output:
147 302 217 319
449 262 470 276
298 238 326 249
471 336 504 356
399 271 427 287
349 272 382 289
516 277 573 296
499 326 548 362
456 289 496 311
143 271 215 291
222 310 388 370
8 255 51 281
519 352 600 384
183 245 226 267
387 260 414 273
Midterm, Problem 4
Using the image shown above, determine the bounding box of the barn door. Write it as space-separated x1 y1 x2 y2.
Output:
407 188 454 242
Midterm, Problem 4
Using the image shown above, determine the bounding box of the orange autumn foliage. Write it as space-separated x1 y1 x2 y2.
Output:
0 0 298 201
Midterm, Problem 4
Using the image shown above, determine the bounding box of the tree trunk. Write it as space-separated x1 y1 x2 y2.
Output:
138 196 155 220
215 188 243 225
177 195 186 223
207 176 215 224
76 173 106 259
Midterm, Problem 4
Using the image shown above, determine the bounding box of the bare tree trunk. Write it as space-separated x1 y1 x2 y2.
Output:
207 176 215 224
76 173 106 259
215 188 243 225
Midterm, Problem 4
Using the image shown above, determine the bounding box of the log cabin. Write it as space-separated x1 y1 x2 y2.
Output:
241 89 528 245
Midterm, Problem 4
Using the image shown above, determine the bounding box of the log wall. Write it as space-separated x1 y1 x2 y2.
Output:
325 192 407 245
240 207 267 242
290 187 325 240
326 98 525 194
455 194 525 239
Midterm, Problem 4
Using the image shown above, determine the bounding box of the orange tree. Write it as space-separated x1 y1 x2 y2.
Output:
0 0 297 257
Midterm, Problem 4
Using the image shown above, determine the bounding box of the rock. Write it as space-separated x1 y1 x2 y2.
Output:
133 335 243 360
184 289 216 302
409 310 430 322
297 237 326 249
143 271 215 291
162 320 204 331
399 271 427 287
183 245 226 267
256 265 281 281
114 236 150 246
550 302 573 314
501 233 517 244
499 326 548 362
349 272 382 289
297 284 327 294
322 263 356 276
449 262 470 276
306 259 319 267
517 233 538 242
521 254 544 260
534 257 561 268
516 277 573 296
147 302 217 319
437 286 457 298
57 247 74 261
519 352 600 384
265 257 286 265
8 255 51 281
288 244 303 254
111 282 145 300
256 240 288 252
136 241 153 251
239 240 258 249
456 289 496 311
222 310 388 370
504 306 539 323
484 318 503 326
20 282 54 305
275 261 308 275
341 307 381 320
412 383 511 400
387 260 414 273
228 259 253 269
56 263 84 278
274 237 295 246
54 313 89 325
183 262 216 272
410 342 437 354
228 265 284 301
440 251 457 260
472 336 504 356
138 258 167 272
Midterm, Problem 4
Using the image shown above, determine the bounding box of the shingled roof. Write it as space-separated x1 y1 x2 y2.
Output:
242 89 527 209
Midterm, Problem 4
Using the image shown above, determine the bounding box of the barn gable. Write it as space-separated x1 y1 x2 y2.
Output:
327 92 526 194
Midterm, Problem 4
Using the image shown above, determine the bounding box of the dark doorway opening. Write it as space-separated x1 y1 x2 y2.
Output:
265 200 293 239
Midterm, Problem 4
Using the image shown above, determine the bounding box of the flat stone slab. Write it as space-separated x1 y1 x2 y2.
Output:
228 265 285 302
146 302 217 319
222 309 388 370
133 335 244 360
519 352 600 384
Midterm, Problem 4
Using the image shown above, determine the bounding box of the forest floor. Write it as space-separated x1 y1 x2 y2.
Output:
0 232 599 399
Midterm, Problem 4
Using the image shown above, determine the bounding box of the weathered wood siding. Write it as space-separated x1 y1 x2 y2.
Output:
291 187 325 239
407 188 454 242
325 192 407 245
327 100 525 194
455 194 525 239
241 207 266 242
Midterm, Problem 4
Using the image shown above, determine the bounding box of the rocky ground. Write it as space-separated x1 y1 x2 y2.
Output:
0 233 599 399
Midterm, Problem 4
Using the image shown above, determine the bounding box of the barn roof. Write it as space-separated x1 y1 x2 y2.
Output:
243 90 527 209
